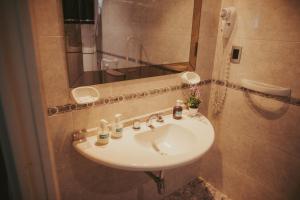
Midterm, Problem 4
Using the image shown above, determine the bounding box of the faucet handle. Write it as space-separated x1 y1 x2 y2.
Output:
146 117 154 127
133 120 141 130
156 115 164 123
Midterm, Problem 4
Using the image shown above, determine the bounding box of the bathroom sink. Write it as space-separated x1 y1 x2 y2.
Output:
73 112 214 171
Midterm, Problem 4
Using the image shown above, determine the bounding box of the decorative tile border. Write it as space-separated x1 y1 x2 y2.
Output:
47 79 300 116
211 79 300 106
47 80 211 116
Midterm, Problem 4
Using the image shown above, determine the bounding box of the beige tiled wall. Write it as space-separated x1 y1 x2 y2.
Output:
212 0 300 98
30 0 70 107
195 0 221 109
200 0 300 199
29 0 219 199
203 89 300 200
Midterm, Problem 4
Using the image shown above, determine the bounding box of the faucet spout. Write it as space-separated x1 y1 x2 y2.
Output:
146 113 164 129
146 114 158 128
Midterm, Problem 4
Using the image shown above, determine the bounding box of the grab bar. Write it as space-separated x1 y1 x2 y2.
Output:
241 79 291 97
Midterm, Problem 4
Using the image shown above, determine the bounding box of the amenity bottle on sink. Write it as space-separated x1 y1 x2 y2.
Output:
96 119 110 145
173 100 183 120
112 113 123 138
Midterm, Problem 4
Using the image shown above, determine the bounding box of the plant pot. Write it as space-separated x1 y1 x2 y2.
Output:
188 107 198 116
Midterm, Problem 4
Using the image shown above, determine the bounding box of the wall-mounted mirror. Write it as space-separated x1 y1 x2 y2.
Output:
62 0 201 87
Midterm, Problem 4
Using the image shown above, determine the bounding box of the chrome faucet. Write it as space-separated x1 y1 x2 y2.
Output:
72 129 87 143
146 113 164 129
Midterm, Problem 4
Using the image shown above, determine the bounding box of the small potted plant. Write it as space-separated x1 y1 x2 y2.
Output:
187 86 202 116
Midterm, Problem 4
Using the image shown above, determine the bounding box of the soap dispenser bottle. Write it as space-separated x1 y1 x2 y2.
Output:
173 100 183 120
96 119 110 145
112 113 123 138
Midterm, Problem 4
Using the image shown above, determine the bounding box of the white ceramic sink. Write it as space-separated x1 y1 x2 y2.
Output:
73 112 214 171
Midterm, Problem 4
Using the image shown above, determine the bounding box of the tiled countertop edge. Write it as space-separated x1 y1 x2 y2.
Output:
47 79 300 116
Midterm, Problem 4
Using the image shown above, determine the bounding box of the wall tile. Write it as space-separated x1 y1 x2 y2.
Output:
233 0 300 41
196 37 217 80
219 163 245 200
38 36 71 106
218 131 253 174
94 73 184 97
239 174 283 200
247 139 300 200
30 0 64 36
197 143 224 190
47 112 74 170
199 0 221 38
222 89 300 159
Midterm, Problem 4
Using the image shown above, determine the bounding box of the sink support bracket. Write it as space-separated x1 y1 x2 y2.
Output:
145 171 165 194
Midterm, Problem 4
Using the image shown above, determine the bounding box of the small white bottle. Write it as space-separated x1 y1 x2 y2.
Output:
96 119 110 145
112 114 123 138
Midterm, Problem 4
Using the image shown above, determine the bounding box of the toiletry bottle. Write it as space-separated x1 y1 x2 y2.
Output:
173 100 183 120
112 114 123 138
96 119 110 145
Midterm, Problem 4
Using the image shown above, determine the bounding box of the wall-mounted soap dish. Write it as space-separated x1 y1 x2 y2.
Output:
241 79 291 97
71 86 100 104
181 72 201 85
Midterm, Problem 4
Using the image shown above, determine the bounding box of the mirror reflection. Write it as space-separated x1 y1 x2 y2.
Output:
62 0 198 87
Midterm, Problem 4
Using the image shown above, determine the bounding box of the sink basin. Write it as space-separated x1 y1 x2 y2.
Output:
134 123 198 156
73 112 214 171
